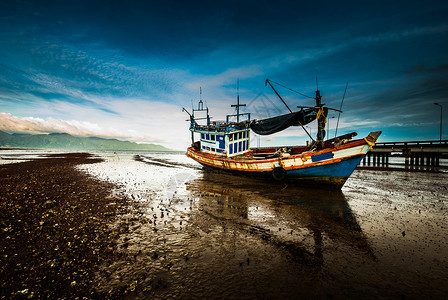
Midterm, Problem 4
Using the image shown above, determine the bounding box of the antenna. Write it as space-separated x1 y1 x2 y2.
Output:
198 96 203 110
231 79 246 123
237 79 240 122
237 79 239 101
335 82 348 138
198 87 202 109
316 77 318 91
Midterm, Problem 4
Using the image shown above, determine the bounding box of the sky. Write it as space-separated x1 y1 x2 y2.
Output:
1 0 447 150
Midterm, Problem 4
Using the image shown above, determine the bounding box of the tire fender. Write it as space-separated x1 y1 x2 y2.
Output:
272 167 286 181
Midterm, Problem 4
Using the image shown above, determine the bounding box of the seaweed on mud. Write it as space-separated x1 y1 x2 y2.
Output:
0 153 133 299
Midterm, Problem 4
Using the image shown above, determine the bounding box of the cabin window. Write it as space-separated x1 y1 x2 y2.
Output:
211 135 215 141
229 144 233 154
202 146 205 150
233 143 237 153
217 135 225 149
238 141 242 152
242 141 246 151
206 134 209 140
229 134 233 141
201 133 205 139
238 132 242 139
216 149 223 153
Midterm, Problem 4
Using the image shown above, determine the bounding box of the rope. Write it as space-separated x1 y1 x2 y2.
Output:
316 107 327 123
268 79 314 99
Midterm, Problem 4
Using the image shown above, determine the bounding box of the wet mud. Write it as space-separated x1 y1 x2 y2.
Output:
82 152 448 299
1 151 447 299
0 153 130 298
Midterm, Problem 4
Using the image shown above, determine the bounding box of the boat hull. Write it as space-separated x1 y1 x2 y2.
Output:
281 154 364 187
186 132 381 188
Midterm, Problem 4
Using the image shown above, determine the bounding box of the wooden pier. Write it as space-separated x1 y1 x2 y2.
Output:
362 140 448 167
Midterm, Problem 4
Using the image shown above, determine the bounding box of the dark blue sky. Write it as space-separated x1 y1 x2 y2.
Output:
1 0 447 149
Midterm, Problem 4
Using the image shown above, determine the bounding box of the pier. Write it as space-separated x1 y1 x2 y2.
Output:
362 140 448 167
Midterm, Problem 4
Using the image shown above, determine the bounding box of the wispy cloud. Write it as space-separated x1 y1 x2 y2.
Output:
0 112 105 136
0 97 190 150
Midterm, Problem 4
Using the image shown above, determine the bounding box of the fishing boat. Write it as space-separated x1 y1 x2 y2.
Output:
183 79 381 189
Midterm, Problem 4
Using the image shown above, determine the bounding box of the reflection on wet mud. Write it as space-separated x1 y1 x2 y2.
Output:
78 152 447 298
187 171 375 269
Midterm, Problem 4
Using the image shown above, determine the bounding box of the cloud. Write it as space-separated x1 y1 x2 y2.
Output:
0 112 104 136
0 32 182 104
185 65 263 90
405 64 448 74
244 24 448 81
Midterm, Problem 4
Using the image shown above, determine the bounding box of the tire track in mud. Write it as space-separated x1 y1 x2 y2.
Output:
133 155 201 170
133 155 177 168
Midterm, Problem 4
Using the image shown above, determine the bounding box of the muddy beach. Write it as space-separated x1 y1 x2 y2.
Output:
1 151 447 299
0 153 133 298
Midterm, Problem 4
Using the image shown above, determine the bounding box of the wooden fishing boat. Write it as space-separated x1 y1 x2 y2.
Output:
183 79 381 188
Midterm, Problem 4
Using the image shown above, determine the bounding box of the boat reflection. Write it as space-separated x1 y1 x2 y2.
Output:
186 171 375 266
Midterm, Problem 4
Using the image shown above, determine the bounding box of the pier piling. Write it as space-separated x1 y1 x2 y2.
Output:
361 140 447 168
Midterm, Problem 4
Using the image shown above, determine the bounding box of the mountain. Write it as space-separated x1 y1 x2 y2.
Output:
0 131 172 151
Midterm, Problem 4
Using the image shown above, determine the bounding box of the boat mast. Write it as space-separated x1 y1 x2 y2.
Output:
231 80 246 123
315 89 327 149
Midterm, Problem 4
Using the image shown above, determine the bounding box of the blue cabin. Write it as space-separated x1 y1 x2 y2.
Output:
195 126 250 157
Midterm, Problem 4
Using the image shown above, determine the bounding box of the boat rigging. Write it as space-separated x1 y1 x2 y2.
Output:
182 79 381 188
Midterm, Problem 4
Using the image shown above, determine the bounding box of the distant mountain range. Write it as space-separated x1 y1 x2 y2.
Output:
0 131 171 151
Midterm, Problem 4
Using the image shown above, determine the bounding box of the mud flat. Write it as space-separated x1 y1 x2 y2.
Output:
80 152 448 299
0 153 131 298
1 150 447 299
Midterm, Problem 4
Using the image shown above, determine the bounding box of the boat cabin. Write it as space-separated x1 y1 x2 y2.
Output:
195 126 250 157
